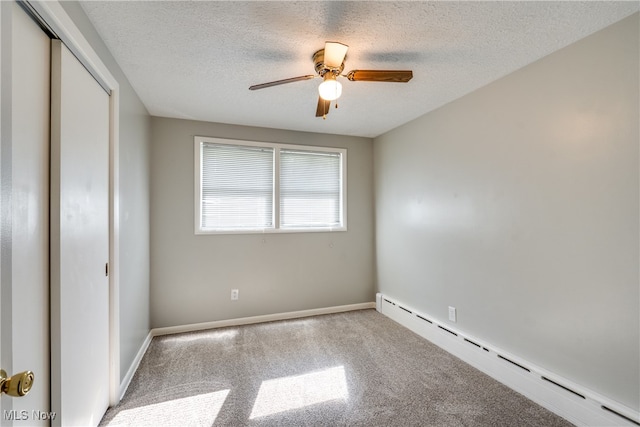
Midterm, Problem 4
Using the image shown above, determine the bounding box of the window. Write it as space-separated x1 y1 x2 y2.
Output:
195 137 346 234
199 142 274 230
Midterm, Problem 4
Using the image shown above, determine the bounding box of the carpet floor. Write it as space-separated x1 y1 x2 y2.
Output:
100 309 574 426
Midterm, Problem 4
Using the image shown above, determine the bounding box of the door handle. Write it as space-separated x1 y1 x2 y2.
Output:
0 370 34 397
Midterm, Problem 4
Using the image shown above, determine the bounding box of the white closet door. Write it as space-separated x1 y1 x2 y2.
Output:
9 2 51 424
50 39 110 427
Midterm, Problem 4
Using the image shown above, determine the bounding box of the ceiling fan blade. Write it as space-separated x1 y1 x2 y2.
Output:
249 75 315 90
315 97 331 117
346 70 413 83
324 42 349 68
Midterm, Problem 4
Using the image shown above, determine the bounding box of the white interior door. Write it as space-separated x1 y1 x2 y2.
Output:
0 2 51 426
50 39 110 427
11 2 51 424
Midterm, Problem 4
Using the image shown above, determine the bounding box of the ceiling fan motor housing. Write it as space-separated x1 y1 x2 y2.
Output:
313 49 344 78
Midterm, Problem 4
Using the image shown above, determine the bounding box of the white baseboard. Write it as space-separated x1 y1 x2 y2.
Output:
151 302 376 337
118 331 153 401
376 293 640 427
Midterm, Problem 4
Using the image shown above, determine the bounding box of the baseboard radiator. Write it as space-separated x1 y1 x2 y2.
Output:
376 293 640 427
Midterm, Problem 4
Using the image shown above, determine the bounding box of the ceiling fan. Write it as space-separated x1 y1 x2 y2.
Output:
249 42 413 119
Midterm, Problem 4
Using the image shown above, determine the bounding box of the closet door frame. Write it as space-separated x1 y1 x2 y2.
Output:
27 0 122 407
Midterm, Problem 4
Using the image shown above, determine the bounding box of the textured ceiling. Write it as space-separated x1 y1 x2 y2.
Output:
79 1 639 138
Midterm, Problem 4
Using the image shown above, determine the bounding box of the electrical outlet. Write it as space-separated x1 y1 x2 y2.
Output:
448 306 457 322
231 289 239 301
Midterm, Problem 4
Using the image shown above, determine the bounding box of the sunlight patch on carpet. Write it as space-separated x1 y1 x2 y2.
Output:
250 366 348 419
106 389 229 426
166 329 239 343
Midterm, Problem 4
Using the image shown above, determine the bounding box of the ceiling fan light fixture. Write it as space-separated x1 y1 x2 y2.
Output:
318 74 342 101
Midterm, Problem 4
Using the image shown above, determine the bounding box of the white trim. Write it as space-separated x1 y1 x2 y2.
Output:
193 139 202 234
118 331 152 401
376 293 640 427
108 89 120 407
152 302 375 337
274 145 281 230
25 1 113 93
27 0 122 407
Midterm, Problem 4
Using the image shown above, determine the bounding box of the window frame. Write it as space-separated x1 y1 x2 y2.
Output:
194 136 347 235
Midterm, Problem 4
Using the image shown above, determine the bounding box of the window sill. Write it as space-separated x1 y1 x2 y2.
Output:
195 226 347 235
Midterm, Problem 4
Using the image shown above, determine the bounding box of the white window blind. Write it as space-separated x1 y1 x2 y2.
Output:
200 142 274 230
280 149 342 229
196 137 346 234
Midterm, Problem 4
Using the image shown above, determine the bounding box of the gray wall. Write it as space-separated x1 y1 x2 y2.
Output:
150 117 375 328
61 2 151 383
374 13 639 411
